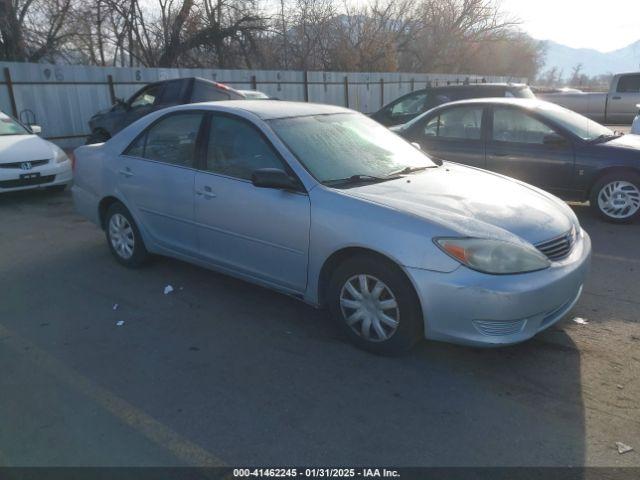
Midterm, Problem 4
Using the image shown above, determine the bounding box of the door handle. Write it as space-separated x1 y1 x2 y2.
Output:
492 152 509 157
612 96 622 100
196 186 216 199
118 167 133 178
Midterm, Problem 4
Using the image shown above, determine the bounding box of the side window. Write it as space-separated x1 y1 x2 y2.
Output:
160 80 184 104
205 115 285 180
424 106 483 140
616 74 640 93
124 112 203 168
191 82 231 102
390 92 429 117
129 84 163 108
492 107 555 144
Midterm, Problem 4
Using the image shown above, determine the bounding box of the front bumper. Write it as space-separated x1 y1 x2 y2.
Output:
0 159 73 193
407 230 591 347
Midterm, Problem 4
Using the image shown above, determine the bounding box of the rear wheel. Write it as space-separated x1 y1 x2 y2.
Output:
105 203 149 267
590 173 640 223
328 255 423 355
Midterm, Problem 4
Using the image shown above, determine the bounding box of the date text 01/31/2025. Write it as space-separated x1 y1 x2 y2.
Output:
233 468 400 478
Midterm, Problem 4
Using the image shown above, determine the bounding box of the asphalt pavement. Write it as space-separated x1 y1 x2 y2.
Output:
0 189 639 467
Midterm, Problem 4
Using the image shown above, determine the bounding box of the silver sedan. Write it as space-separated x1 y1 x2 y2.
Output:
72 101 591 354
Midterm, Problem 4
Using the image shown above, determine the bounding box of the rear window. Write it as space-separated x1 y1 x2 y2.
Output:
191 82 231 102
161 80 185 104
617 74 640 93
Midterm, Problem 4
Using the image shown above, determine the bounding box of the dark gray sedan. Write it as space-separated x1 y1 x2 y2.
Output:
392 98 640 223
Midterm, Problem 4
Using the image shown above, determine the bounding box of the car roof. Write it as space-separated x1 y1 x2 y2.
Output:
421 82 528 91
430 97 548 109
185 100 352 120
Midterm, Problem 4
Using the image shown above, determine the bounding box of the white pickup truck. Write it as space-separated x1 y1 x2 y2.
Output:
538 72 640 124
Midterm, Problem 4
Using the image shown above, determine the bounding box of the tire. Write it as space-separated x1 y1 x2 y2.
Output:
104 203 149 268
327 254 423 355
86 130 110 145
590 172 640 223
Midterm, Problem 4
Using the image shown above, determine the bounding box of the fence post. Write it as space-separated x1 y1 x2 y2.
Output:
343 76 349 108
379 78 384 108
107 74 116 104
3 68 18 117
303 71 309 102
410 78 415 92
251 75 257 90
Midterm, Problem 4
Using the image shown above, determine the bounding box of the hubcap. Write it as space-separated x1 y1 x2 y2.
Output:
108 213 135 259
598 180 640 219
339 274 400 342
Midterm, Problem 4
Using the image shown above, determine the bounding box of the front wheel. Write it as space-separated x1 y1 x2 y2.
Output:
590 173 640 223
328 255 423 355
105 203 149 267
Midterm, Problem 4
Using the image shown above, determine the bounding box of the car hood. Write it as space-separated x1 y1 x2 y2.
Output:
341 163 576 245
598 133 640 150
0 134 54 163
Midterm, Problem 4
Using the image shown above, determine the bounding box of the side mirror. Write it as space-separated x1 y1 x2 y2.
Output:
29 124 42 134
251 168 300 191
543 133 567 147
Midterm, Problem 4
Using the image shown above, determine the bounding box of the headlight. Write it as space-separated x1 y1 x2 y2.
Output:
53 146 69 164
435 238 550 274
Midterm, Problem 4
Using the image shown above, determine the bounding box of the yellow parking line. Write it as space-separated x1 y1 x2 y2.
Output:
0 323 225 467
593 253 640 265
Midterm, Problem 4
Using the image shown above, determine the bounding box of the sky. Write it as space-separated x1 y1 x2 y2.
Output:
500 0 640 52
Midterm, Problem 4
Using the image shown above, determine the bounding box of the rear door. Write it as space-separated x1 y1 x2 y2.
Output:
485 105 576 196
608 74 640 124
405 104 486 168
118 111 205 255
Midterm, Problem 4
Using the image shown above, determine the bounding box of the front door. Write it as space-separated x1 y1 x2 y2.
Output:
117 111 205 255
408 104 486 168
122 83 165 131
486 106 575 197
194 113 310 292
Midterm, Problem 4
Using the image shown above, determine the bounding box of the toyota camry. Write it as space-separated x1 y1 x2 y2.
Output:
72 101 591 354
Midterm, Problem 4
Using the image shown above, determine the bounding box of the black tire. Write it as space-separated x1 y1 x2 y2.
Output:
589 172 640 223
86 130 110 145
328 254 423 355
46 184 67 193
104 203 149 268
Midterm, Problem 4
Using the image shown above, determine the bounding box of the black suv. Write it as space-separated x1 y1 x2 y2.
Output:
86 77 244 143
371 83 534 127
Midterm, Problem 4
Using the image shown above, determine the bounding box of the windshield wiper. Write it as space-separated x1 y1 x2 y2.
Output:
388 165 433 176
589 133 623 144
322 173 402 187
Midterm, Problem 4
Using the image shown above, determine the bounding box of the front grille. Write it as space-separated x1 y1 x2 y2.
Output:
0 159 49 169
535 228 576 261
0 175 55 188
473 319 527 336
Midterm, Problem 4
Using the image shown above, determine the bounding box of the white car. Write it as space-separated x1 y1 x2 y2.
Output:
0 111 72 193
632 104 640 135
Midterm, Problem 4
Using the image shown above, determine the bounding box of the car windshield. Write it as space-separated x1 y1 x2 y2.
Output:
0 112 29 136
537 103 614 141
269 113 436 184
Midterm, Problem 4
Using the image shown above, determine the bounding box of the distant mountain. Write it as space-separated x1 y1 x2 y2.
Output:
541 40 640 78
